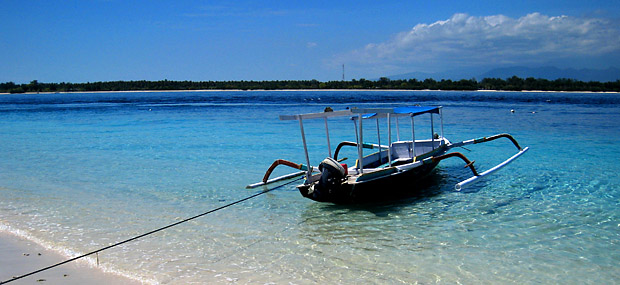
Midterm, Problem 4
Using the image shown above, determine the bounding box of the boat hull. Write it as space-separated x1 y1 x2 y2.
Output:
298 160 441 204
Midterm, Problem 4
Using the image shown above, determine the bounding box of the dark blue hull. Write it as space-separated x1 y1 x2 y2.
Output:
298 160 440 204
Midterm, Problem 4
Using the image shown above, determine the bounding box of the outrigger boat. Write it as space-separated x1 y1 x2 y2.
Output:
247 106 528 203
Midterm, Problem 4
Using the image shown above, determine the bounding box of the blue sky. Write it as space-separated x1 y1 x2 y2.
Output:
1 0 619 83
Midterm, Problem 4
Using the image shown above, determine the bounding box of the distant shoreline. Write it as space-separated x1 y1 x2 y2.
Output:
3 77 619 94
2 89 619 95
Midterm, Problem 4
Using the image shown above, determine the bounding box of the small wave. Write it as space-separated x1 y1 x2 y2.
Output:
0 222 157 284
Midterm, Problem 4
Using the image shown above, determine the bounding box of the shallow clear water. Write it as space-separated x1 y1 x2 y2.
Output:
1 91 619 283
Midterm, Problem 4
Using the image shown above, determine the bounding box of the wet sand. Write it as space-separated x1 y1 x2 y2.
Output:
0 232 142 285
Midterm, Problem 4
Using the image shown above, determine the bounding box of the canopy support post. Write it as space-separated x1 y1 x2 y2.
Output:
357 114 364 173
387 113 392 166
411 116 416 158
376 118 382 165
298 117 312 178
431 113 435 150
324 117 332 157
396 116 401 141
440 108 444 145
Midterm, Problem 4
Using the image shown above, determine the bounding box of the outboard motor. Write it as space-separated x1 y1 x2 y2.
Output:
308 157 346 201
318 157 346 189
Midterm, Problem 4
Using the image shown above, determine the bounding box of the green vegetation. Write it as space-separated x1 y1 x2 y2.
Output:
2 76 619 93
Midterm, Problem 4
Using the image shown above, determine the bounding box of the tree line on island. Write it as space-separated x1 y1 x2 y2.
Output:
2 76 619 93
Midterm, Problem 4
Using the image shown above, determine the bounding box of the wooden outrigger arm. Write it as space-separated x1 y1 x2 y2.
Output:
246 159 317 189
432 152 479 176
440 133 528 190
455 147 528 190
262 159 305 182
448 133 524 151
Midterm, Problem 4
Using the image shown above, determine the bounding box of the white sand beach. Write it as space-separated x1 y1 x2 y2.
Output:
0 232 142 285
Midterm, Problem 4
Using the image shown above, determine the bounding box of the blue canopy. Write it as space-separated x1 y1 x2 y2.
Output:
357 106 440 119
394 106 440 115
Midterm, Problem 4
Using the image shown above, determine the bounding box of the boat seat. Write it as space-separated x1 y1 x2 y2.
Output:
391 141 412 160
391 157 413 166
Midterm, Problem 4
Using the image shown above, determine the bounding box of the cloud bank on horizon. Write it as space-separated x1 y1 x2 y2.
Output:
340 13 620 77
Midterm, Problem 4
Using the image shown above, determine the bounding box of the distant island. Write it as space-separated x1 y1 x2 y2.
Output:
388 66 620 83
2 76 619 93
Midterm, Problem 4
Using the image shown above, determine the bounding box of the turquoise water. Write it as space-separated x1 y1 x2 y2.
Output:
0 91 618 283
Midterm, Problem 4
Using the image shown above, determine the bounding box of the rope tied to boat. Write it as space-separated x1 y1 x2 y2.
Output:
0 178 302 284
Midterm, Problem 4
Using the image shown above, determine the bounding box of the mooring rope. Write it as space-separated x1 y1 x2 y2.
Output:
0 178 302 284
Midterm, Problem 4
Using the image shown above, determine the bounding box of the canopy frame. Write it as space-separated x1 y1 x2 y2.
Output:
280 106 443 179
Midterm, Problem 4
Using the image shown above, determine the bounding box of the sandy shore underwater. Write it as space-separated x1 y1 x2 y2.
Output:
0 232 142 285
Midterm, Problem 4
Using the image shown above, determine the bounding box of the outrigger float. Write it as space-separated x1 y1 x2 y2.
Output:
247 106 528 203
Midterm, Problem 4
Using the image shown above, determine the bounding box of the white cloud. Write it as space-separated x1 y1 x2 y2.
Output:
341 13 620 73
